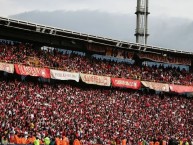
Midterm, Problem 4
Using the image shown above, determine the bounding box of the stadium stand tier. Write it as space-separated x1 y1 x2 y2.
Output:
0 17 193 145
0 42 193 86
0 74 192 145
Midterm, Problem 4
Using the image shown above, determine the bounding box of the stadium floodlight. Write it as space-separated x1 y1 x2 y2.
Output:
135 0 150 45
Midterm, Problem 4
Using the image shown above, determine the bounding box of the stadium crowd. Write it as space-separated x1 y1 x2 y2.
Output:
0 75 192 145
0 41 193 86
0 40 193 145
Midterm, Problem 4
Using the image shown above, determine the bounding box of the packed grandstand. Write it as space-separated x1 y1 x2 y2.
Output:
1 13 193 145
0 39 192 145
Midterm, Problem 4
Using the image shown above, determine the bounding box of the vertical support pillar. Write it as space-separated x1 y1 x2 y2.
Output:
135 0 150 45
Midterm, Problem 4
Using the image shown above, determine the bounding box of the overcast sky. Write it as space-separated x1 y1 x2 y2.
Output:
1 0 193 20
1 0 193 51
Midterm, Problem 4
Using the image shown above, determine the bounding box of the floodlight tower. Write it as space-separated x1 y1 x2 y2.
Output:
135 0 149 44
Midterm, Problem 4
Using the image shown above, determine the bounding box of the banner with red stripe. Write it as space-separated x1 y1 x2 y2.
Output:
14 64 50 78
111 78 141 89
170 84 193 93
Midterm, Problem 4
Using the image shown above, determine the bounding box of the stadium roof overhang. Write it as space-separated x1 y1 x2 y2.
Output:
0 16 193 57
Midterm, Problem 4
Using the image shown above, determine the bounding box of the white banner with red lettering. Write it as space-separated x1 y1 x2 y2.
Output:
111 78 141 89
14 64 51 78
170 84 193 93
50 69 79 82
80 73 111 86
142 81 169 92
0 62 14 73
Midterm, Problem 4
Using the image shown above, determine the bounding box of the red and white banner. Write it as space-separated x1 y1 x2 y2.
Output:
0 62 14 73
50 69 79 82
111 78 141 89
142 81 169 92
80 73 111 86
14 64 50 78
170 84 193 93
